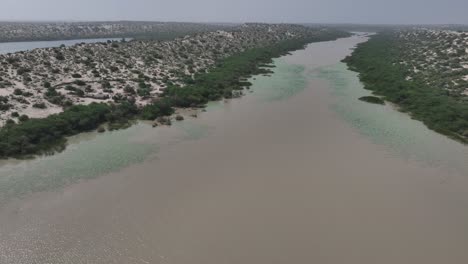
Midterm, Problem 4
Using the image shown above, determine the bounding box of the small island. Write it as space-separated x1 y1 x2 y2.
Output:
358 96 385 105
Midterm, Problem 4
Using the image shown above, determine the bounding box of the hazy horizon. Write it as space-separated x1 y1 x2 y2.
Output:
0 20 467 27
2 0 468 25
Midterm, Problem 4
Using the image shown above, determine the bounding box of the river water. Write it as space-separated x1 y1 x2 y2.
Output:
0 35 468 263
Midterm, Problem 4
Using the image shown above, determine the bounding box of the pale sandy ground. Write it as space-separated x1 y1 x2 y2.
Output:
0 36 468 264
0 88 11 96
21 105 62 119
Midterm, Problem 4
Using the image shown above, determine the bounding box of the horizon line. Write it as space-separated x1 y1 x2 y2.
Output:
0 20 467 27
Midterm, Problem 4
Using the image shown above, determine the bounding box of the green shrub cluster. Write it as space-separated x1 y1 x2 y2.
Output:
0 103 110 157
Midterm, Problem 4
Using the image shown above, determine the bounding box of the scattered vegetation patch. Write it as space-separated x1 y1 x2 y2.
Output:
358 96 385 105
32 102 47 109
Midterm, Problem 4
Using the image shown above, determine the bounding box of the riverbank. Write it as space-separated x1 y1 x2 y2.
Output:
343 32 468 143
0 31 349 159
1 24 344 128
1 35 468 264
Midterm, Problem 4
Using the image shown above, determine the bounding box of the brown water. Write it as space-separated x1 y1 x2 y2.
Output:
1 36 468 263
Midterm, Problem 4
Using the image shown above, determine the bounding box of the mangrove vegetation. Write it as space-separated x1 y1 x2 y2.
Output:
343 32 468 143
0 30 349 159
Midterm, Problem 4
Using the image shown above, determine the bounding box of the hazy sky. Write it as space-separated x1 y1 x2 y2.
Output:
2 0 468 24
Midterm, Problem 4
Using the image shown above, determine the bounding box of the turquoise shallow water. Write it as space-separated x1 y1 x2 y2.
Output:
249 59 306 102
0 124 156 201
0 57 307 203
1 53 467 204
317 63 468 176
0 120 210 202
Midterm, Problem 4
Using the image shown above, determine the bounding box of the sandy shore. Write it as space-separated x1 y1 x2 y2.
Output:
1 36 468 264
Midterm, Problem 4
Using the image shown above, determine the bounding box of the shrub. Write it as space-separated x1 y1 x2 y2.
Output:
124 85 136 94
17 68 31 75
13 88 23 95
33 102 47 109
140 99 174 120
55 53 65 61
137 88 150 97
74 80 86 86
5 119 15 125
45 88 59 97
358 96 385 105
18 114 29 122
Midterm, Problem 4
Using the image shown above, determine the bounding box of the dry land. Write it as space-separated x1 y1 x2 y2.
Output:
0 24 339 126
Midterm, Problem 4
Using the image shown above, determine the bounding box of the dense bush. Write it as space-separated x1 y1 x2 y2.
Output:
0 96 11 111
0 103 110 157
358 96 385 105
140 98 174 120
32 102 47 109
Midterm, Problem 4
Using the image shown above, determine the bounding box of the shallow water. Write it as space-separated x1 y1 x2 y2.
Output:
0 119 212 203
0 38 126 54
1 35 468 264
318 63 468 176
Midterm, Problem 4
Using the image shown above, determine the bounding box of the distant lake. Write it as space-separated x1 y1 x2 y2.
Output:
0 38 129 54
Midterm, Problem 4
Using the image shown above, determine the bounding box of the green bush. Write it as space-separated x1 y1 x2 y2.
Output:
33 102 47 109
18 115 29 122
13 88 23 95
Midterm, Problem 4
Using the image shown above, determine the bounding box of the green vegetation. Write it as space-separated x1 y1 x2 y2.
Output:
164 36 335 108
0 102 142 158
358 96 385 105
343 32 468 143
140 98 174 120
18 115 29 122
32 102 47 109
0 31 349 159
0 96 11 111
0 104 108 157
